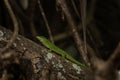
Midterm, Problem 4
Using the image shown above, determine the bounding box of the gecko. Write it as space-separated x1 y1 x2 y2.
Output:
36 36 88 69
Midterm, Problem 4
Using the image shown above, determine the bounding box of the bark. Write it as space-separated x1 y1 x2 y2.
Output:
0 26 92 80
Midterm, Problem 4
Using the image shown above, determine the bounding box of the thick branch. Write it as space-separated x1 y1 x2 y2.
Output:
0 26 91 80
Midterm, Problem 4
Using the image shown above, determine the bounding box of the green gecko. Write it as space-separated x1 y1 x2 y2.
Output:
36 36 88 69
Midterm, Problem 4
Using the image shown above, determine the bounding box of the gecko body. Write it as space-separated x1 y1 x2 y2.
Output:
37 36 88 69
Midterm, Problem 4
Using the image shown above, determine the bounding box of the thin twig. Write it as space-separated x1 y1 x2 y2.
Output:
108 42 120 63
27 0 38 38
0 0 19 53
80 0 87 58
57 0 90 66
87 0 101 55
38 0 54 43
57 0 98 67
70 0 80 18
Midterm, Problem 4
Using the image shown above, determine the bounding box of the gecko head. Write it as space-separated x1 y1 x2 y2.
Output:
36 36 48 42
36 36 44 42
36 36 51 48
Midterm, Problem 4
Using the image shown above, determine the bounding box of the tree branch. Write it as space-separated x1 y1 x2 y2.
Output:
0 26 91 80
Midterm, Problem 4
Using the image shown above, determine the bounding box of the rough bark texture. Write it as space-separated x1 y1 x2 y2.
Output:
0 26 92 80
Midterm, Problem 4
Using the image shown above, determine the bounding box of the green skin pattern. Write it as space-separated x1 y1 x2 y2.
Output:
37 36 88 68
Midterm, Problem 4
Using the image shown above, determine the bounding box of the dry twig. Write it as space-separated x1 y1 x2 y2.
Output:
0 0 19 54
38 0 54 43
27 0 38 38
57 0 90 66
